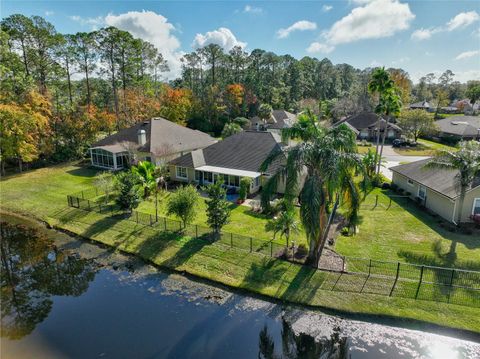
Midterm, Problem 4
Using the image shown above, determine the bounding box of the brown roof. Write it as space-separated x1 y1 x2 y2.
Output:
391 159 480 199
92 118 216 156
170 131 285 174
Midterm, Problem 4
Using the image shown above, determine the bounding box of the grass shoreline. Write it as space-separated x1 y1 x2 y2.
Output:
1 163 479 334
2 208 480 341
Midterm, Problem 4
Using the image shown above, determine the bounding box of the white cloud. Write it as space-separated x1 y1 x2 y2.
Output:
104 11 183 79
45 11 54 16
277 20 317 39
447 11 479 31
370 60 383 67
322 5 333 12
455 50 480 60
411 28 441 41
306 42 334 54
411 10 480 41
243 5 262 14
324 0 414 45
69 15 104 29
193 27 247 50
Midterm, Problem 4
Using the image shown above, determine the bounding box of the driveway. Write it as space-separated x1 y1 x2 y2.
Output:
376 145 430 180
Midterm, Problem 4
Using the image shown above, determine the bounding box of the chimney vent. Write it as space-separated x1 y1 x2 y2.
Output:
137 129 147 145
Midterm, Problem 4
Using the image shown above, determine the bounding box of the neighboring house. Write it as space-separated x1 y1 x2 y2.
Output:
410 100 433 111
435 115 480 141
335 112 402 141
169 131 287 194
89 118 216 170
391 159 480 223
249 110 297 134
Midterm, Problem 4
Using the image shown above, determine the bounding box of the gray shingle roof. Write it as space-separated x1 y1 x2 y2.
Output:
92 118 216 155
250 110 297 130
391 159 480 199
170 131 286 174
436 116 480 137
336 112 402 132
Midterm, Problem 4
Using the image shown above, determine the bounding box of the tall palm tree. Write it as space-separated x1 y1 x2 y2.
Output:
261 111 366 267
426 141 480 225
368 68 402 174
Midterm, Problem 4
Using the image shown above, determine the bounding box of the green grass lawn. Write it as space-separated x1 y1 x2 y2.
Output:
336 188 480 270
2 163 479 332
393 139 458 156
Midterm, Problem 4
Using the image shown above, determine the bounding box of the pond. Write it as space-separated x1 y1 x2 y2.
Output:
1 213 479 359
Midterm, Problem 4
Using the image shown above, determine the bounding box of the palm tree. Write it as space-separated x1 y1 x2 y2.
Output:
266 209 300 248
261 111 366 267
368 68 402 174
131 161 157 198
426 141 480 225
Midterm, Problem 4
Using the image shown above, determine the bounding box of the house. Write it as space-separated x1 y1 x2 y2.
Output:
169 131 286 194
249 110 297 134
89 118 216 170
335 112 402 141
391 159 480 223
435 115 480 141
410 100 433 111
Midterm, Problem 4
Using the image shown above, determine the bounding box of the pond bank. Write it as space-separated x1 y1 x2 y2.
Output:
2 209 480 340
1 212 479 358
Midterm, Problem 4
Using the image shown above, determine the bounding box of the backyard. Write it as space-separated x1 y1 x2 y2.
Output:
1 163 479 332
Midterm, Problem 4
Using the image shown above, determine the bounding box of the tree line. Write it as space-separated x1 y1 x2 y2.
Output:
1 13 478 174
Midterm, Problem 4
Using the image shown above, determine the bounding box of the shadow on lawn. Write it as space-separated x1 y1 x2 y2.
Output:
241 257 288 292
66 166 99 178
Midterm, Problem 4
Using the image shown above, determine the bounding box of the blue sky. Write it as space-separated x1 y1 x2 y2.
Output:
3 0 480 82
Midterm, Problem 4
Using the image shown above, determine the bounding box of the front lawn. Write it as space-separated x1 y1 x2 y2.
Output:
393 139 458 156
336 188 480 270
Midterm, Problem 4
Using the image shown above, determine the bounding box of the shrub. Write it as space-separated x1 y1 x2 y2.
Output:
391 183 398 191
340 227 350 236
115 172 141 213
204 180 231 239
239 177 252 201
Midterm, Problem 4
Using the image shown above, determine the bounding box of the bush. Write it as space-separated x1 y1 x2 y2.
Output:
340 227 350 236
115 172 141 213
391 183 398 191
239 177 252 201
166 185 199 228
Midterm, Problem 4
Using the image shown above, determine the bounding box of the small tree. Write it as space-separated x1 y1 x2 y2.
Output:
397 109 436 142
232 116 249 128
205 180 231 239
221 122 243 138
239 177 252 202
466 82 480 115
258 103 273 124
94 171 115 204
115 171 141 213
166 185 199 228
266 209 299 248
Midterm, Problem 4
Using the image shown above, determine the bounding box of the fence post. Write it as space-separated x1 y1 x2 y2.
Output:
396 262 400 281
387 198 392 210
196 225 198 239
230 232 233 248
450 269 455 286
77 197 80 208
375 195 378 207
250 237 253 253
368 259 372 276
342 256 345 272
270 241 273 257
389 262 401 297
419 265 424 284
136 211 139 224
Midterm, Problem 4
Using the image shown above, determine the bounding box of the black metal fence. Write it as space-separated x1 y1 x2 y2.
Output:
66 191 480 307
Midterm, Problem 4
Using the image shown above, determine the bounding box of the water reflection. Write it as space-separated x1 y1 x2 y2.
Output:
259 320 347 359
0 222 96 339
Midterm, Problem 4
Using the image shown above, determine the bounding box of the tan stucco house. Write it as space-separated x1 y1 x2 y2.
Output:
89 118 216 170
391 159 480 224
169 131 287 194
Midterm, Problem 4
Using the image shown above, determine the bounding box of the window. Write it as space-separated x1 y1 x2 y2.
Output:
176 166 187 179
91 148 115 169
195 170 201 182
254 176 260 187
473 198 480 215
418 185 426 200
204 172 213 183
407 179 414 186
229 175 240 187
